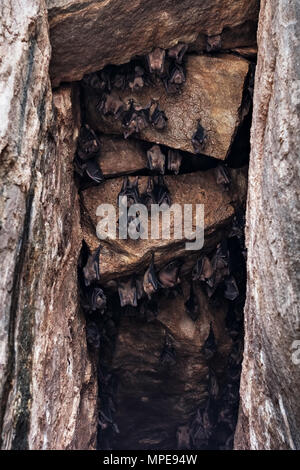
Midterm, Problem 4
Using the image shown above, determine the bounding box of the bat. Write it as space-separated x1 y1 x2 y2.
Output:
192 256 213 282
117 176 141 207
190 409 208 449
122 100 149 138
206 34 221 52
215 164 231 189
113 72 126 90
101 93 124 119
128 66 145 91
143 253 158 298
118 277 138 307
176 425 191 450
158 260 181 288
147 48 166 75
184 282 200 321
148 99 168 130
224 275 239 301
146 144 166 174
135 276 144 300
140 176 156 211
82 72 105 92
192 121 206 153
83 245 101 286
164 64 186 94
167 43 188 64
152 175 171 206
160 333 176 366
202 322 217 360
86 321 100 349
77 124 101 161
85 158 104 184
167 149 182 174
83 285 107 313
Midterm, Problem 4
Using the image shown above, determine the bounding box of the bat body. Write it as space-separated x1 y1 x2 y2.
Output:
167 43 188 64
143 254 158 298
82 72 105 92
141 176 156 211
176 425 191 450
192 122 206 153
147 48 166 75
158 260 180 288
192 256 213 282
83 285 107 313
118 277 138 307
147 144 166 174
148 100 168 130
83 245 101 286
167 149 182 174
86 321 100 349
224 275 239 301
85 158 104 184
206 34 222 52
77 124 101 161
152 175 171 207
215 164 231 189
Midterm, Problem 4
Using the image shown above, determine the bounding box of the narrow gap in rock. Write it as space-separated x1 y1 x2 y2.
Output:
73 43 256 450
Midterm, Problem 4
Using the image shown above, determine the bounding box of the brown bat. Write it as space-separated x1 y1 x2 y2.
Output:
117 176 141 207
152 175 171 206
192 121 206 153
215 164 231 189
147 47 166 75
147 144 166 174
176 425 191 450
148 100 168 130
164 64 186 94
192 256 213 282
77 124 101 161
83 245 101 286
102 93 124 119
122 100 149 138
143 253 158 298
82 72 105 92
128 66 145 91
85 158 104 184
83 285 107 313
86 321 100 349
118 277 138 307
206 34 222 52
113 72 126 90
158 260 181 288
135 275 145 300
167 149 182 174
167 43 188 64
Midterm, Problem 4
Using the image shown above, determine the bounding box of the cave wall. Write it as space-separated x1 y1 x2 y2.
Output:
0 1 97 449
234 0 300 450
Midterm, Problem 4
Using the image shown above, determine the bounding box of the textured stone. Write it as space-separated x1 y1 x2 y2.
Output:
0 1 96 448
234 0 300 450
111 283 232 450
85 55 250 160
81 167 248 284
48 0 259 87
99 135 147 177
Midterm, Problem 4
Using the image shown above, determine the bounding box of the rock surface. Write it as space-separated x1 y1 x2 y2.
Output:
234 0 300 450
111 283 232 450
81 167 248 283
48 0 259 86
99 136 147 177
85 55 250 160
0 1 96 449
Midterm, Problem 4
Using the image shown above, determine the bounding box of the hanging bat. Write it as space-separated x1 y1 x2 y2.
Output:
83 245 101 286
167 149 182 174
113 72 126 90
82 72 105 92
83 285 107 313
101 93 124 119
192 121 206 153
190 409 208 449
224 275 239 301
117 176 141 207
176 425 191 450
206 34 222 52
118 277 138 307
148 100 168 130
215 164 231 189
160 333 176 366
99 69 112 92
192 256 213 282
85 158 104 184
135 275 144 300
128 66 145 91
122 100 149 138
146 144 166 174
158 260 181 288
167 43 188 64
143 253 158 298
202 322 217 360
77 124 101 161
86 321 100 349
164 64 186 94
152 175 171 206
140 176 156 212
147 47 166 75
184 282 200 322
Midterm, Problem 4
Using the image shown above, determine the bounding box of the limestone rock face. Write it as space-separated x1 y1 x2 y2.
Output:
112 283 232 450
85 55 250 160
48 0 259 87
99 136 147 177
0 2 96 449
81 167 248 283
234 0 300 450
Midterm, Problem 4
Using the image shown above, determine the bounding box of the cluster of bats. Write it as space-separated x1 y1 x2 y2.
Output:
82 42 207 152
